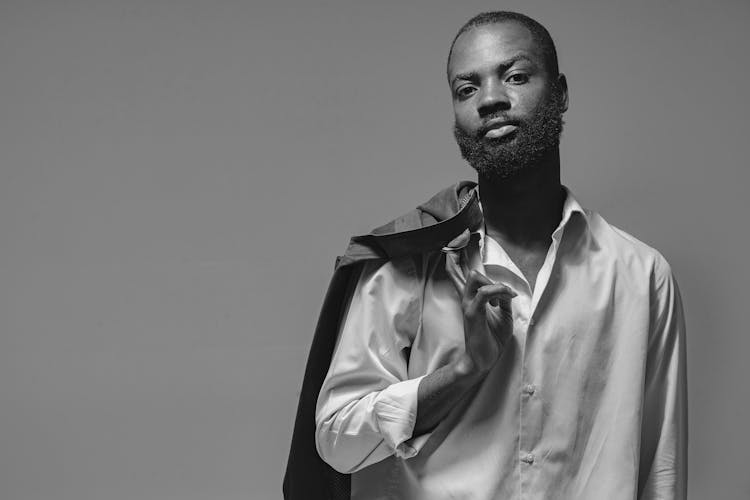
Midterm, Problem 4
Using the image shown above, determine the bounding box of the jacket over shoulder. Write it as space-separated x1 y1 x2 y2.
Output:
283 181 482 500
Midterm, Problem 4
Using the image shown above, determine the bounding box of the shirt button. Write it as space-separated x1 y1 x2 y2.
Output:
523 384 536 395
522 453 535 464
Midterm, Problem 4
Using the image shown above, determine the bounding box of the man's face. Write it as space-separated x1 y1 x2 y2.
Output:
448 21 568 180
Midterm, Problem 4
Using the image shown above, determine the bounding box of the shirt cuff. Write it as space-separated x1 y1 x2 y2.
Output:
373 375 427 459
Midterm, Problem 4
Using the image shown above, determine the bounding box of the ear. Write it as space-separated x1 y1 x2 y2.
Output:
556 73 569 112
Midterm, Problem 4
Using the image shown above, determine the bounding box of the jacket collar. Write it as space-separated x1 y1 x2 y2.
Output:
336 181 482 269
335 181 587 269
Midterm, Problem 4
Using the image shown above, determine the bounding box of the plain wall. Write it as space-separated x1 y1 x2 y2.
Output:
1 0 748 498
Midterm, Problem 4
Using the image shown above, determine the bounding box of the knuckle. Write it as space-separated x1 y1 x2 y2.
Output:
466 304 481 319
477 287 498 302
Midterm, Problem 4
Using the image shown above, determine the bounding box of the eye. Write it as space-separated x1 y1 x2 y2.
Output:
506 73 529 85
455 85 477 99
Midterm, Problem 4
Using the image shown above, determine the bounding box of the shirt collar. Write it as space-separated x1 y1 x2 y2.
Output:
557 185 588 234
475 185 588 255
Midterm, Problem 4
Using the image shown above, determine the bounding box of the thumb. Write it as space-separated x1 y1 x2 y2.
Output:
444 251 466 296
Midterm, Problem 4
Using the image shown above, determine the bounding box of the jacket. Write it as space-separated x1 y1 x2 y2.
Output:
282 181 483 500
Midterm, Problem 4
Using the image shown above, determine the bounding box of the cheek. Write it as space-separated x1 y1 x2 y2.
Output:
517 87 552 114
453 106 479 134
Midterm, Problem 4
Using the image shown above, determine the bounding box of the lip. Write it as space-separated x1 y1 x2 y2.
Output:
484 123 518 139
481 118 519 137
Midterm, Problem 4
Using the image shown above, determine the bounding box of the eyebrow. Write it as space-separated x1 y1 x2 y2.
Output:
451 55 535 87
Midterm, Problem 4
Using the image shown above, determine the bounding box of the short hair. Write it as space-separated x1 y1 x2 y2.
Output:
447 11 559 80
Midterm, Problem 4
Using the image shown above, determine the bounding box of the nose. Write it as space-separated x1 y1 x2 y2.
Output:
476 80 510 117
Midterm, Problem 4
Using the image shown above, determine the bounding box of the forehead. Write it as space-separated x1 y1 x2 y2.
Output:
448 21 543 78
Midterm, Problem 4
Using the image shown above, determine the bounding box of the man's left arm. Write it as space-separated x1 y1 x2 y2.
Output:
638 256 688 500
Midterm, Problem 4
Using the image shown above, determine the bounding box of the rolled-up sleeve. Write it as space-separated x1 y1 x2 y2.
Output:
315 256 429 474
638 257 688 499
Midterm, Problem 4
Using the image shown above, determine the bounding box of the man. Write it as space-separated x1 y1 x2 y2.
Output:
284 11 687 500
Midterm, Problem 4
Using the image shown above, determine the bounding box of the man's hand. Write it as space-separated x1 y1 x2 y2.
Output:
457 270 516 375
413 269 515 436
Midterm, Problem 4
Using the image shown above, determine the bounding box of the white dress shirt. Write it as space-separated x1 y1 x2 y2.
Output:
315 189 687 500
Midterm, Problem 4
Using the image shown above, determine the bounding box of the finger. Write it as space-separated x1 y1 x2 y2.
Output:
464 270 495 299
476 284 516 302
489 291 515 307
471 284 517 311
488 286 516 308
486 305 513 346
491 295 515 322
445 252 467 296
490 318 513 347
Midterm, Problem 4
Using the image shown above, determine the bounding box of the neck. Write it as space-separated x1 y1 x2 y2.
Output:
478 147 564 247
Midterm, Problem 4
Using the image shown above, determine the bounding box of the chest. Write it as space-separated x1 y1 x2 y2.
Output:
415 248 654 374
506 249 547 290
501 244 549 291
482 230 553 291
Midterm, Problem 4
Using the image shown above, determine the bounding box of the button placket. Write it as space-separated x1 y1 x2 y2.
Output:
515 285 536 494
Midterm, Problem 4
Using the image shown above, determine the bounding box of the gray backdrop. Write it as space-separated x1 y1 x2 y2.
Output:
1 0 748 499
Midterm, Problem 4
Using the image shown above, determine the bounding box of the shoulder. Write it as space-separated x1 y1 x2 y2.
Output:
583 209 674 284
359 254 422 284
338 181 477 268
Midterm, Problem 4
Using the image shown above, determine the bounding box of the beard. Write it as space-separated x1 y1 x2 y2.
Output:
453 89 566 181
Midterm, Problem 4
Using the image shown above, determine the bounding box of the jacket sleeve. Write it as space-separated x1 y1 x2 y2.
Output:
315 256 430 474
638 256 688 499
